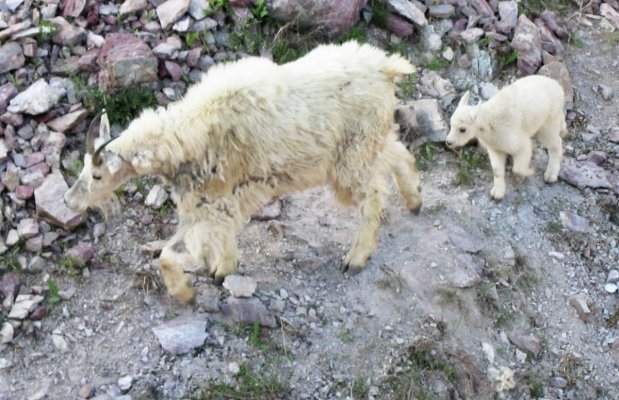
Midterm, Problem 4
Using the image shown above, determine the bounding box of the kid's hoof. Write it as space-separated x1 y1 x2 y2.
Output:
340 260 364 275
410 203 422 215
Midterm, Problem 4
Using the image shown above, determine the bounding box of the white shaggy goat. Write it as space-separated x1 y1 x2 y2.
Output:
445 75 567 200
64 41 422 303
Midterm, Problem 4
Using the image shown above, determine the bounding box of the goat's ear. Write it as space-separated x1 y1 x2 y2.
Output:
100 111 111 141
458 91 470 107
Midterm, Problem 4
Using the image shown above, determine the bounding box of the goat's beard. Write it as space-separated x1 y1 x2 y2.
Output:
93 193 122 222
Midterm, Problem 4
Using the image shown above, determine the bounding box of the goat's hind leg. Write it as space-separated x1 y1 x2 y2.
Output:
537 120 563 183
383 133 422 213
340 175 388 274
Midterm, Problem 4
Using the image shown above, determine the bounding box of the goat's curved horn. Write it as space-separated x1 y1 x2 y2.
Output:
85 110 105 154
92 136 118 166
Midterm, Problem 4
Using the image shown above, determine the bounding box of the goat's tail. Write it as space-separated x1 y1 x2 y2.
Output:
384 53 416 81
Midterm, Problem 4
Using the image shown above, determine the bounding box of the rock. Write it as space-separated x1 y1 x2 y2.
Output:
221 297 277 328
0 139 8 163
173 16 192 32
223 275 257 298
550 376 568 389
469 0 494 17
569 296 591 322
78 383 96 399
35 172 86 230
418 71 456 106
17 218 39 238
66 242 94 265
387 0 427 26
164 60 183 81
87 32 106 48
508 332 541 358
450 253 482 288
228 361 240 375
8 79 65 115
605 283 618 294
153 36 183 59
145 185 169 208
534 18 564 56
0 83 18 113
0 323 14 344
595 84 614 101
586 150 606 165
251 199 281 221
600 4 619 30
449 227 482 253
189 0 210 20
511 15 542 75
157 0 191 30
50 17 86 47
119 0 147 15
267 0 366 38
460 28 484 43
52 331 69 352
428 4 455 18
422 25 442 51
0 42 25 74
118 375 133 393
396 99 448 142
5 230 19 247
152 316 207 355
539 10 568 38
97 33 158 89
28 306 46 320
559 211 589 233
386 13 414 38
496 0 518 34
0 20 32 41
538 61 574 109
6 0 24 11
442 47 454 61
607 270 619 283
559 158 619 193
0 272 21 306
470 50 493 80
479 82 499 100
63 0 87 17
8 294 45 319
46 109 89 133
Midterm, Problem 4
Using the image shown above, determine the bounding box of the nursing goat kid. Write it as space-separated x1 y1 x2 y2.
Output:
64 41 422 303
445 75 567 200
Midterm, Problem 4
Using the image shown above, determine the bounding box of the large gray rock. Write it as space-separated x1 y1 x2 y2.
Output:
538 61 573 109
0 273 21 307
418 71 456 107
221 297 277 327
0 42 25 74
387 0 427 26
534 18 564 56
189 0 210 20
8 79 65 115
508 332 541 358
152 317 207 355
34 172 86 230
223 275 257 298
0 20 32 41
267 0 366 38
511 14 542 75
97 33 158 89
50 17 86 46
559 157 619 193
396 99 448 143
157 0 191 30
600 4 619 30
496 1 518 34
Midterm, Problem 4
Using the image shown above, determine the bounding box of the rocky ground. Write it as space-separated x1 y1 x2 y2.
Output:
1 0 619 399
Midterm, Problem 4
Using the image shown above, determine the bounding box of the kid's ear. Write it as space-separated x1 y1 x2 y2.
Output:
458 91 470 107
100 111 111 141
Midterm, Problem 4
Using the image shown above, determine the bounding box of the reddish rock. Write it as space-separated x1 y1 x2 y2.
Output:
535 18 564 56
66 242 94 265
538 61 573 109
76 48 101 72
34 172 86 230
386 12 414 38
50 17 86 46
27 152 46 167
0 272 21 304
15 185 34 200
63 0 87 17
511 14 542 75
540 10 568 38
28 306 46 320
0 83 18 113
186 47 201 67
164 60 183 81
97 33 158 88
229 0 251 6
469 0 494 17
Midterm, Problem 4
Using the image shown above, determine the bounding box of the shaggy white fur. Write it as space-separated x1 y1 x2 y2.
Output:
64 41 422 303
445 75 567 200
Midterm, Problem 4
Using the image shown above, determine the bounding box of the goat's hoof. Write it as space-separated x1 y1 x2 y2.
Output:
544 173 558 183
340 260 364 275
410 202 422 215
212 275 225 286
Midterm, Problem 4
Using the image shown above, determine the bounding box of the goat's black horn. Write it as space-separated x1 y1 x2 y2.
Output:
85 110 105 154
92 136 118 166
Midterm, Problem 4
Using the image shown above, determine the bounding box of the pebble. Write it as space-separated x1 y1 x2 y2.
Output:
604 283 618 294
222 275 257 298
77 383 96 399
118 375 133 393
228 361 240 375
607 270 619 283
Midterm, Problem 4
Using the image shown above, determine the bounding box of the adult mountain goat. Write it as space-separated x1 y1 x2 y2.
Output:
64 41 422 303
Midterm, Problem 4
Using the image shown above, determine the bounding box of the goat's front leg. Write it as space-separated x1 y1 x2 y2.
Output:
486 148 507 200
159 232 201 303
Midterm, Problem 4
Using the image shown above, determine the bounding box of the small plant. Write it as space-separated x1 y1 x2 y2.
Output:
494 306 514 329
185 31 201 47
248 320 270 351
251 0 268 21
197 363 287 399
208 0 226 15
528 379 545 398
369 0 388 28
567 30 585 48
56 256 86 276
339 328 354 344
8 73 22 90
387 41 407 56
454 148 487 187
497 50 518 68
66 159 84 178
47 278 62 305
396 72 417 99
423 56 449 71
545 221 562 233
416 142 440 170
38 20 59 44
339 23 368 44
351 377 369 398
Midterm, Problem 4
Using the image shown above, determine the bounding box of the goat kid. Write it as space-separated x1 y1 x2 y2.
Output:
64 41 422 303
445 75 567 200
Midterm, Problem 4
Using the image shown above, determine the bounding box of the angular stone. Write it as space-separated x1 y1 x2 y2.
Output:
189 0 210 20
25 235 43 252
418 70 456 106
449 226 482 253
157 0 191 30
0 20 32 41
76 48 101 72
569 296 591 322
512 14 542 74
145 185 169 208
538 61 573 109
601 4 619 30
496 1 518 34
120 0 147 15
0 322 13 344
535 18 564 56
251 199 281 221
97 33 158 89
35 172 86 230
0 139 8 163
539 10 568 38
508 332 541 358
223 275 257 298
8 79 65 115
0 42 25 74
66 242 94 265
449 253 482 288
152 316 207 355
428 4 455 18
8 294 45 319
46 109 89 133
153 36 183 59
52 332 69 352
387 0 427 26
50 17 86 47
0 83 18 113
15 185 34 200
164 61 183 81
396 99 448 142
559 211 590 233
470 0 494 16
268 0 366 38
559 158 619 193
17 218 39 238
386 13 414 37
78 384 96 399
63 0 87 17
0 272 21 306
221 297 277 327
460 27 484 43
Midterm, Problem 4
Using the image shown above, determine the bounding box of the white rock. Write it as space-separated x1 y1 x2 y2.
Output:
8 295 44 319
52 333 68 352
8 79 65 115
607 270 619 283
605 283 618 294
173 16 191 32
87 31 106 48
189 0 210 20
0 322 14 344
119 0 147 15
228 361 240 375
387 0 427 26
145 185 169 208
223 275 257 298
118 375 133 392
157 0 191 30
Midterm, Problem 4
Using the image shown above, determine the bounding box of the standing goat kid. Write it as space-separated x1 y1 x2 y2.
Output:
64 41 422 303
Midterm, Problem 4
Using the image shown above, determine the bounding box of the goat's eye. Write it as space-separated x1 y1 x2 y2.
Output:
92 174 102 180
459 127 466 133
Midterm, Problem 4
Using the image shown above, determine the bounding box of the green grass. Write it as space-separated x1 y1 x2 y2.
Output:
351 377 369 398
416 143 441 171
251 0 268 21
38 20 59 44
496 50 518 68
339 23 368 44
567 30 585 48
47 278 62 305
369 0 388 28
454 148 488 187
56 255 86 276
339 328 354 344
518 0 570 17
2 237 26 272
423 56 449 71
195 363 287 399
396 72 417 99
494 307 514 329
528 379 545 398
66 159 84 178
387 41 407 56
185 31 201 47
545 221 562 233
